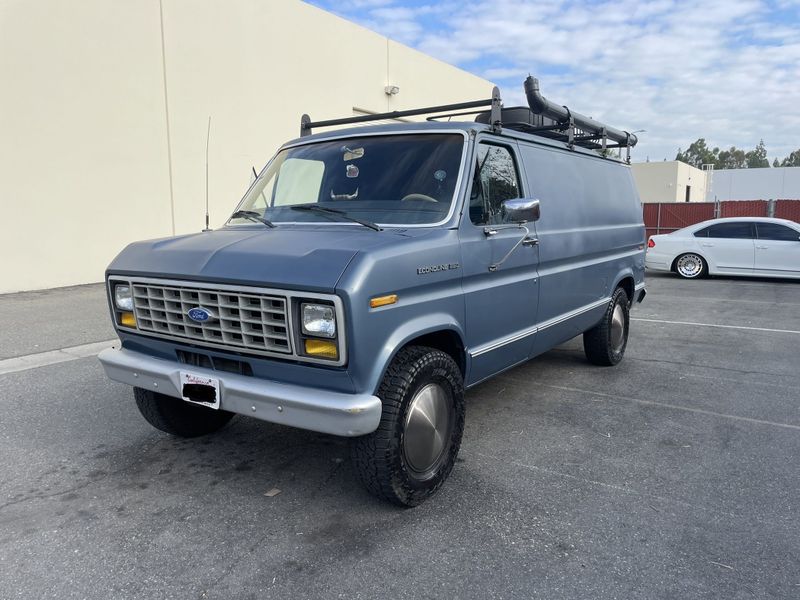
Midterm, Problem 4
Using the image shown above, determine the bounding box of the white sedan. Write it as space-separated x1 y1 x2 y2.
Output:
645 217 800 279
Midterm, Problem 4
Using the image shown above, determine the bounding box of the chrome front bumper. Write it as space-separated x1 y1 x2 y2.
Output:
98 348 381 437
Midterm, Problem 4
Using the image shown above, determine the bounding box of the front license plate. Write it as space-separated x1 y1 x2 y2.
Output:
180 371 220 409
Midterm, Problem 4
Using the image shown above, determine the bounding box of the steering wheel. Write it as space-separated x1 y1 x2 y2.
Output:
401 193 438 203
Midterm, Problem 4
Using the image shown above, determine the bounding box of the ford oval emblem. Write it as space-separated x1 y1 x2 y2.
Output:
187 307 215 322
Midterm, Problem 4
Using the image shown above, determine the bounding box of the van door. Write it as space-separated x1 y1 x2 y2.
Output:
460 140 540 385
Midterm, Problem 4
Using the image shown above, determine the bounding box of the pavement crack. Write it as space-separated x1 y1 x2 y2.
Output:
0 477 104 512
625 355 797 382
551 348 798 384
499 374 800 432
0 437 166 513
472 451 792 529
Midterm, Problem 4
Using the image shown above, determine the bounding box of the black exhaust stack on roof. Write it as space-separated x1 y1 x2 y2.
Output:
523 76 637 149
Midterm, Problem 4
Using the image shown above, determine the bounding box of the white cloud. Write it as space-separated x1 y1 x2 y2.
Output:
344 0 395 7
317 0 800 162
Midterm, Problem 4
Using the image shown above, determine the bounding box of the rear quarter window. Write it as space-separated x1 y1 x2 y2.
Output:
756 222 800 241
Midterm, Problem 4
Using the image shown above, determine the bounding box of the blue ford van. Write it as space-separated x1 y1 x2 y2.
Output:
100 77 646 505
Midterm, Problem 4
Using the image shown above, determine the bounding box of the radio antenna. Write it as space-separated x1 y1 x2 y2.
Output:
203 116 211 231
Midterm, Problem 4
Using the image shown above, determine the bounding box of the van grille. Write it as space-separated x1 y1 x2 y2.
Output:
131 283 291 355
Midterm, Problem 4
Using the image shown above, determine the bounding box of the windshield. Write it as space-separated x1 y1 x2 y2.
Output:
231 133 465 226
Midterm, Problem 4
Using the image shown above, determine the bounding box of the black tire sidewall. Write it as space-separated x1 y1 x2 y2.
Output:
396 361 461 488
387 351 464 502
583 287 630 366
607 289 630 364
351 346 465 506
134 388 234 437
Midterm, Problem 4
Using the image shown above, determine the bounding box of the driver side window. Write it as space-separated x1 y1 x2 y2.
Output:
469 143 521 225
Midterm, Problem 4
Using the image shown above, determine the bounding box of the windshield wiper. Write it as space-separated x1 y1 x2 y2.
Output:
230 210 276 228
289 205 382 231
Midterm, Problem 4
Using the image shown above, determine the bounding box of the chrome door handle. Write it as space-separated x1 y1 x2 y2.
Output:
756 245 768 249
522 237 539 247
700 243 713 247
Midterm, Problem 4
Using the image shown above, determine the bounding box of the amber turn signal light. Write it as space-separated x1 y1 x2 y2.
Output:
369 294 398 308
304 339 338 359
120 312 137 327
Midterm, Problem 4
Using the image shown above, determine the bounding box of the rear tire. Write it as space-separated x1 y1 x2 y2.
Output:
674 253 706 279
583 287 630 366
350 346 465 507
134 388 235 437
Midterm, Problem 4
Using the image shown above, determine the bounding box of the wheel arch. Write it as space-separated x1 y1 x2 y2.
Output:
611 270 636 306
403 330 466 376
614 274 635 305
367 316 467 395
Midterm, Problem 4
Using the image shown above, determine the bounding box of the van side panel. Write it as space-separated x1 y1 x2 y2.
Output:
517 144 645 358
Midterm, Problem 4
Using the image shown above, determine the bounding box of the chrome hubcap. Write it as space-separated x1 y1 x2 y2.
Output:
403 383 452 477
677 254 702 277
610 304 626 353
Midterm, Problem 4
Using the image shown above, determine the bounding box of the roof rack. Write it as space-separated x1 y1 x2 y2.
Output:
300 87 503 137
299 76 638 162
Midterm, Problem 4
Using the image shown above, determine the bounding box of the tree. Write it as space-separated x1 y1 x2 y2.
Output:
676 138 775 169
779 149 800 167
745 139 769 168
717 147 747 169
675 138 718 168
773 158 780 167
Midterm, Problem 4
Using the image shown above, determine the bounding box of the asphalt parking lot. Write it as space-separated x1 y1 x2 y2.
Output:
1 274 799 599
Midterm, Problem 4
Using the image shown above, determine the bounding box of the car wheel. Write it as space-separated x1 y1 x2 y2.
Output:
674 253 706 279
583 287 630 366
350 346 465 507
134 388 235 437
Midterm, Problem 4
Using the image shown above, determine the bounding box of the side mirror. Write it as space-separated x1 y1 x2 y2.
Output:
502 198 540 223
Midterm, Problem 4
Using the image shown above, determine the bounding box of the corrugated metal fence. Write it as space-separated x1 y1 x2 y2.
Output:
644 200 800 239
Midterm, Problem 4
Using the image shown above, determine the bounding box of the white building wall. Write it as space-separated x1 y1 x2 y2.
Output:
0 0 492 293
630 161 707 203
705 167 800 201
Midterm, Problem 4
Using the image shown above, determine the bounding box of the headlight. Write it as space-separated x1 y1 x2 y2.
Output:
114 284 133 311
301 303 335 338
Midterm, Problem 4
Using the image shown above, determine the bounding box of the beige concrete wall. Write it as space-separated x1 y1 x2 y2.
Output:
631 161 707 204
0 0 492 293
0 0 173 293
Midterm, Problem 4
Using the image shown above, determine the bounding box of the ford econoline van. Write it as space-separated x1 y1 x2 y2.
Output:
99 77 646 505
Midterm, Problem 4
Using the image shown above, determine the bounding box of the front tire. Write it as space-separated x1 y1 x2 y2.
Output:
674 253 706 279
583 287 630 366
350 346 465 507
134 388 235 437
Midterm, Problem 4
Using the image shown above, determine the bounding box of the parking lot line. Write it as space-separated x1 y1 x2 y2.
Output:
536 382 800 431
659 296 800 307
632 317 800 335
0 339 118 376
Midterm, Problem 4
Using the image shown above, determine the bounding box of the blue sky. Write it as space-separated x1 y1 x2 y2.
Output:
307 0 800 164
